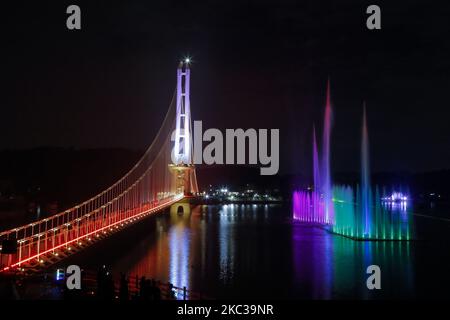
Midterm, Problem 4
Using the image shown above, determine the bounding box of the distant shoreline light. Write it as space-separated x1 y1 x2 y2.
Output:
381 192 409 202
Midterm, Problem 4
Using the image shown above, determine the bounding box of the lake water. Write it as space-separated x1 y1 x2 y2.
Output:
54 203 450 299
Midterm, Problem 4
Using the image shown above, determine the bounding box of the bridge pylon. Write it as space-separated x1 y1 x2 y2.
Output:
168 163 195 196
170 59 196 196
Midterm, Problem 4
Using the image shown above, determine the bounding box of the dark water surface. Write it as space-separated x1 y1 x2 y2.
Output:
54 203 450 299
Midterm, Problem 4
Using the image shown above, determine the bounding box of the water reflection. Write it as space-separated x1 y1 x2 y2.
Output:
218 204 235 283
383 200 408 214
292 225 414 299
169 224 190 289
109 204 416 299
291 225 333 299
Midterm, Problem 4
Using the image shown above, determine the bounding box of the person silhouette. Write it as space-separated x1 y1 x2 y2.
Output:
119 273 129 301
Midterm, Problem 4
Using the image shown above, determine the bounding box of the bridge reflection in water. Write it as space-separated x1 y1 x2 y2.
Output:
169 216 190 290
111 206 200 292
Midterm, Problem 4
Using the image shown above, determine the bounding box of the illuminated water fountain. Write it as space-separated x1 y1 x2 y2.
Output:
293 86 413 241
361 105 371 237
331 185 412 240
292 126 326 223
293 189 325 223
293 81 332 224
321 79 333 224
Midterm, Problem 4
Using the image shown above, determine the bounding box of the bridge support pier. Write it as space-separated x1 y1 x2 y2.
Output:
170 201 191 219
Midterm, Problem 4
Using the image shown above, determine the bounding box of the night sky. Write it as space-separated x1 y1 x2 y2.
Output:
2 0 450 176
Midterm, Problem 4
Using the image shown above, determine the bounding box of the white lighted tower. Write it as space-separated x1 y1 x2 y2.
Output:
173 59 192 164
170 58 195 195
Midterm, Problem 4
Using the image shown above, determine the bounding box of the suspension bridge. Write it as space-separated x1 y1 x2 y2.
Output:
0 60 199 273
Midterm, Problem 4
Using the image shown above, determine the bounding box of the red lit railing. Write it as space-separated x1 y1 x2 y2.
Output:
0 194 183 272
